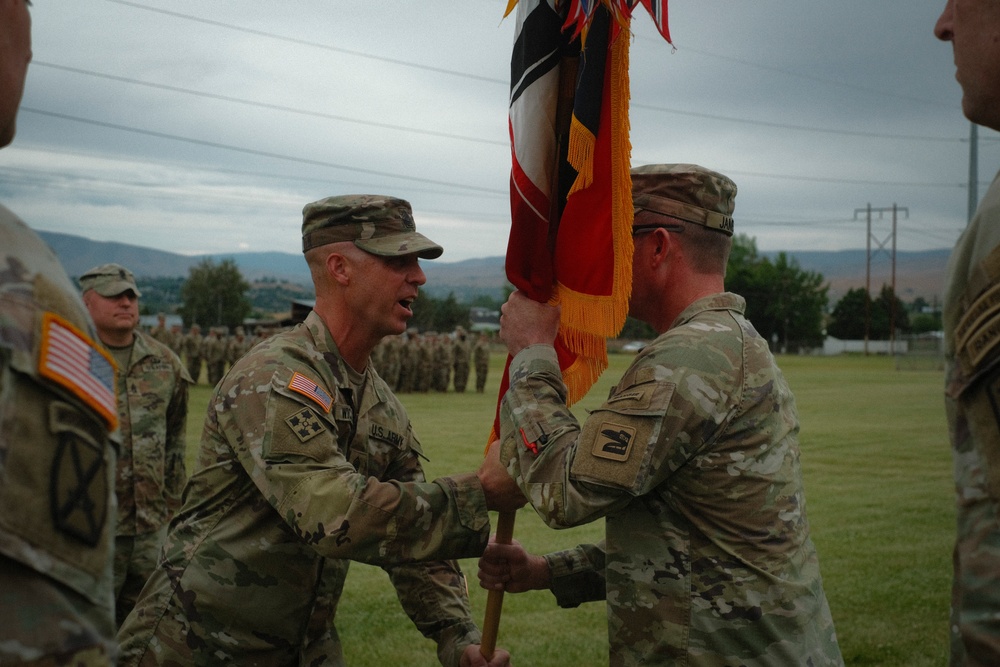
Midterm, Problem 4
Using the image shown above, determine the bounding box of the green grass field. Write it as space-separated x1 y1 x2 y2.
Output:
183 352 952 666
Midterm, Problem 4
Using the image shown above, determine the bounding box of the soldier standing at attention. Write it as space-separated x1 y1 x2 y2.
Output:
0 0 119 661
79 264 191 627
203 326 226 386
452 326 472 393
477 164 843 666
181 323 203 384
117 195 522 667
935 2 1000 664
473 332 490 393
149 312 171 348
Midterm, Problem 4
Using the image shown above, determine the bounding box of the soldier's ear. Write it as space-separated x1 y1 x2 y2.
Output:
326 251 351 285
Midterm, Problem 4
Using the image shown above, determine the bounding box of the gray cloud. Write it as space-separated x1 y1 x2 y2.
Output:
4 0 994 262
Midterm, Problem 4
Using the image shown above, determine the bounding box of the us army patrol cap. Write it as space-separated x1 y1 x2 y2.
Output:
631 163 736 236
79 263 142 297
301 194 444 259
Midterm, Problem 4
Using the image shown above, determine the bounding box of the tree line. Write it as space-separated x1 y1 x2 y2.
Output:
142 246 940 345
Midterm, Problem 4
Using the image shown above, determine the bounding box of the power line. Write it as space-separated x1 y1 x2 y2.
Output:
33 62 509 149
19 107 508 196
103 0 507 86
100 2 977 144
631 101 966 143
20 104 971 192
4 145 508 200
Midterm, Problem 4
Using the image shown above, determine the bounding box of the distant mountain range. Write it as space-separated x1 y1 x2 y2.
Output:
37 230 950 304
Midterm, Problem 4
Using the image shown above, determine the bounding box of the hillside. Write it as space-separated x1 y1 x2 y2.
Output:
37 230 948 304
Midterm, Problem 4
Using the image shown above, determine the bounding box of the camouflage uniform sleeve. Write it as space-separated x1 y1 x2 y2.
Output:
498 345 633 527
545 541 607 608
164 358 190 514
220 368 490 564
500 341 710 528
388 561 481 667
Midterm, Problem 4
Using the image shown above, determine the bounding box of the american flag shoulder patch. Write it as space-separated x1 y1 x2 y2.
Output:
288 371 333 413
38 311 118 430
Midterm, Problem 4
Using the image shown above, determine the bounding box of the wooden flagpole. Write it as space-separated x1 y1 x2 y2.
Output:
480 50 579 661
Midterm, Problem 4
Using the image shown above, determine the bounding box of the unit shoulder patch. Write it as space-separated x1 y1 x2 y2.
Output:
592 422 636 462
285 407 328 443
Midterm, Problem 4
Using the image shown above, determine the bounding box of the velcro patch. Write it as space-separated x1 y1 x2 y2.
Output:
592 423 636 462
287 372 333 413
38 312 118 430
50 430 108 546
285 407 327 443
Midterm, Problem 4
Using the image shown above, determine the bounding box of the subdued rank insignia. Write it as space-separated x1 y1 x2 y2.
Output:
285 407 327 443
592 422 636 462
50 433 107 546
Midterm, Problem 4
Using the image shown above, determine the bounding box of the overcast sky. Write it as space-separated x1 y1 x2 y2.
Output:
3 0 997 265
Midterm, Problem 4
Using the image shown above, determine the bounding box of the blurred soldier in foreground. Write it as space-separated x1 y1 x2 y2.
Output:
118 195 522 667
0 0 118 662
935 3 1000 664
478 164 843 666
79 264 191 627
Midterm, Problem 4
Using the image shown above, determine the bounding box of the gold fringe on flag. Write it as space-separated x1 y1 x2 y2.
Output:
555 29 633 406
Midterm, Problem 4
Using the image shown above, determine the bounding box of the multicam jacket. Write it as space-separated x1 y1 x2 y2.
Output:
500 292 843 666
113 330 190 536
0 205 118 664
942 171 1000 661
118 310 490 667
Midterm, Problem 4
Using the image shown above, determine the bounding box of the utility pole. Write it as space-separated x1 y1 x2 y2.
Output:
854 204 909 355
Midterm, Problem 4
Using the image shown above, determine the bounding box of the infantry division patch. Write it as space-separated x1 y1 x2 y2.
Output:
285 407 327 443
50 432 108 546
288 372 333 412
38 312 118 430
592 422 636 462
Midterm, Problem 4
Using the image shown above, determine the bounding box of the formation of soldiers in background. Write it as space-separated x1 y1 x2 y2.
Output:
148 313 492 392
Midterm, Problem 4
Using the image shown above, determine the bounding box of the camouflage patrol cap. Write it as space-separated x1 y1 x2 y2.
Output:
301 194 444 259
631 164 736 236
79 263 142 297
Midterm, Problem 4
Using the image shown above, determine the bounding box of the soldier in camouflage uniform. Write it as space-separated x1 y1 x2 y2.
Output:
382 333 403 391
418 333 435 392
117 195 522 667
434 332 453 392
202 326 226 386
167 323 183 357
478 164 843 666
0 2 119 662
79 264 191 627
936 5 1000 664
397 329 419 393
473 332 490 393
452 326 472 393
225 325 250 371
149 313 168 345
181 323 203 384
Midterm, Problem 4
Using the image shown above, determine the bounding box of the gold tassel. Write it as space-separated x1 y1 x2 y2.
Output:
557 30 632 408
566 115 596 195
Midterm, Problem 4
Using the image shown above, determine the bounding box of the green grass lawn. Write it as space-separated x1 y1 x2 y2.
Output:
183 352 952 666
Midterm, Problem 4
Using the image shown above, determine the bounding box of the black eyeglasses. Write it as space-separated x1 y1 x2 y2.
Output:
631 223 685 236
